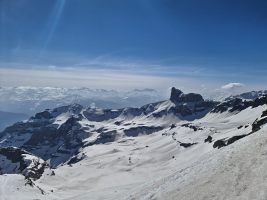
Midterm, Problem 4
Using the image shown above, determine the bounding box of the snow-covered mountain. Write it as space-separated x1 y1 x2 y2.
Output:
0 87 267 200
225 90 267 100
0 87 216 168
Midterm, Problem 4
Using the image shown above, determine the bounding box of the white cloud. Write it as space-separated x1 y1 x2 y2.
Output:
221 82 245 90
0 67 204 94
2 67 263 101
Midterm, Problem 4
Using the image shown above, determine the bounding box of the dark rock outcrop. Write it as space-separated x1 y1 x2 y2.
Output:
261 109 267 118
94 130 117 144
170 87 183 102
124 126 163 137
179 142 197 148
227 134 247 145
212 95 267 114
204 136 212 143
181 123 203 131
170 124 176 129
213 140 226 149
67 153 86 165
180 93 204 103
170 87 204 103
34 111 53 120
0 147 48 180
213 110 267 149
213 134 248 149
83 108 122 122
252 117 267 132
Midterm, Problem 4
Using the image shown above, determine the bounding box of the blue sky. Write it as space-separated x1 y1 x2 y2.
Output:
0 0 267 91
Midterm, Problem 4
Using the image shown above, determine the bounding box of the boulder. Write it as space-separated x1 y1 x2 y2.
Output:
204 136 213 143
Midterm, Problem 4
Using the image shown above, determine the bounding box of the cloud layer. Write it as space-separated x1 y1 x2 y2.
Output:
221 83 245 90
0 67 203 93
0 67 264 102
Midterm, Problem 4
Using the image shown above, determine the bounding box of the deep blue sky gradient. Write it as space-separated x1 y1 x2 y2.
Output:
0 0 267 83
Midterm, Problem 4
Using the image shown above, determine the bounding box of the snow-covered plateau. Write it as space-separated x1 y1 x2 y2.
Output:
1 87 267 200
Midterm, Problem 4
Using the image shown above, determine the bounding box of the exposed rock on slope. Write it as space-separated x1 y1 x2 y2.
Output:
213 107 267 149
0 147 48 180
212 95 267 113
0 104 89 167
170 87 204 103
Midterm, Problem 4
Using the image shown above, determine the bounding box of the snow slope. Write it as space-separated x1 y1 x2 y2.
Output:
1 88 267 199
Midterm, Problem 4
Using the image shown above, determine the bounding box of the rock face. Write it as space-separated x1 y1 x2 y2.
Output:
124 126 164 137
212 95 267 113
170 87 183 102
0 147 48 180
166 87 217 118
0 104 90 168
180 93 204 103
252 116 267 132
212 108 267 150
170 87 204 103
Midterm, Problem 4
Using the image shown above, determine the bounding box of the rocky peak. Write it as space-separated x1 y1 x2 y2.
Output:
170 87 183 102
170 87 204 103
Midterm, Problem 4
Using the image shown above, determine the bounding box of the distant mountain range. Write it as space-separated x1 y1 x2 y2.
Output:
225 90 267 100
1 86 266 116
0 87 164 115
